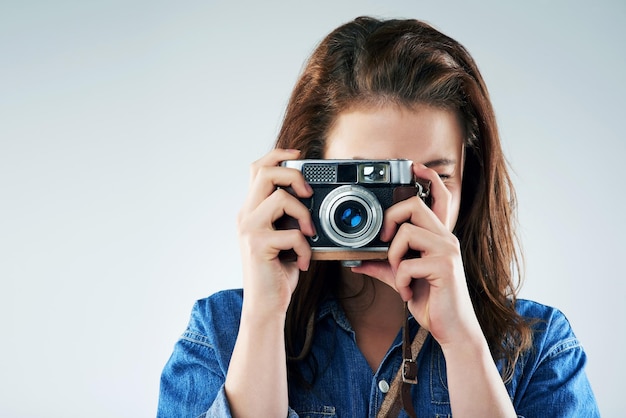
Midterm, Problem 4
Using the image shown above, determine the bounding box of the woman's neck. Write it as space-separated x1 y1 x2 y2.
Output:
338 266 405 371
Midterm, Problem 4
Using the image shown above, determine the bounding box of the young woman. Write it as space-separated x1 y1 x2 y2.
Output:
158 17 599 417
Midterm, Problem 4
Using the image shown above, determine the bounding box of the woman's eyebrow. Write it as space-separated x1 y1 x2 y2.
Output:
424 158 457 168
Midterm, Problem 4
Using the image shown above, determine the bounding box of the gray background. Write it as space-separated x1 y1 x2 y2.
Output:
1 0 623 416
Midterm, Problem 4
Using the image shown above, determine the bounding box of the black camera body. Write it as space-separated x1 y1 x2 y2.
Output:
279 159 430 262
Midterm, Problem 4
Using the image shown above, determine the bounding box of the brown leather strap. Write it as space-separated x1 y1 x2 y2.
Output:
401 304 418 418
377 304 429 418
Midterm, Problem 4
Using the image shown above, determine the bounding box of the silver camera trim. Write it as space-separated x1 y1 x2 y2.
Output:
281 159 414 184
319 185 383 248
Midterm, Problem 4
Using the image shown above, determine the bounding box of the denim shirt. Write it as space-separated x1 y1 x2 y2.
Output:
157 289 599 417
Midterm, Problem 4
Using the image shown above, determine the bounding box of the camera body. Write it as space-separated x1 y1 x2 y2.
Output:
279 159 430 262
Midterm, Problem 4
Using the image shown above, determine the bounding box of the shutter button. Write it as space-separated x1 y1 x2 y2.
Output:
378 379 390 393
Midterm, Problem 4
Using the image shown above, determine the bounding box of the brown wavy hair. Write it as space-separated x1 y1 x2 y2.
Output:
274 16 533 384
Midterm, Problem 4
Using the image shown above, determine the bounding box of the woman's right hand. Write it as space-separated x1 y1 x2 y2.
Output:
236 149 316 317
228 149 315 417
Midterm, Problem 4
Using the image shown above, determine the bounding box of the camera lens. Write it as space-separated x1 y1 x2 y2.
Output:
318 185 383 248
335 201 367 233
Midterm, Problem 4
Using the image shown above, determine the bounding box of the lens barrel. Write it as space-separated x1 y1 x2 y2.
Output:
319 185 383 248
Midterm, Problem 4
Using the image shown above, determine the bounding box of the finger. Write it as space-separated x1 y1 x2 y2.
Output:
391 232 463 300
250 148 310 207
350 261 397 291
412 165 453 230
386 223 440 271
379 196 444 242
249 229 313 272
245 165 312 211
249 148 302 181
268 189 316 236
393 256 445 302
245 188 316 237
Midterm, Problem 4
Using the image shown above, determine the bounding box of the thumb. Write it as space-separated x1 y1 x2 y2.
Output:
351 261 397 292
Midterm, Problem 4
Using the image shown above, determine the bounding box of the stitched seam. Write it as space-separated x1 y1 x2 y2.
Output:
299 406 336 415
429 340 450 405
546 337 580 359
180 330 214 349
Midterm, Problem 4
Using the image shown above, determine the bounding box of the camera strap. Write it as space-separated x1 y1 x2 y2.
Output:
377 303 429 418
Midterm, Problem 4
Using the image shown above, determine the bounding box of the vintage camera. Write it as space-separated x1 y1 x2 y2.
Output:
278 159 430 264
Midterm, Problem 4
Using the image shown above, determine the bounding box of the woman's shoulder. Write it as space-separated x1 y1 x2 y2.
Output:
514 298 583 359
185 289 244 340
509 302 599 416
195 288 244 315
515 298 571 327
515 298 563 320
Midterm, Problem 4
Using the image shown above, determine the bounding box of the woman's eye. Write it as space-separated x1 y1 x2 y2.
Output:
438 173 451 180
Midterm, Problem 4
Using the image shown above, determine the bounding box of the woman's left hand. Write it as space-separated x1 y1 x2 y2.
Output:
351 165 483 349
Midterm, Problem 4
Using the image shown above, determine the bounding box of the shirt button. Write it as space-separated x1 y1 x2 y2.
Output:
378 379 390 393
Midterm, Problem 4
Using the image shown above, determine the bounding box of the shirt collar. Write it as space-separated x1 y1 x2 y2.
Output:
316 297 354 335
315 296 418 340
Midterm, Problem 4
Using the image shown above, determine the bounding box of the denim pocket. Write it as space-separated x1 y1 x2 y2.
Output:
429 340 451 405
297 405 336 418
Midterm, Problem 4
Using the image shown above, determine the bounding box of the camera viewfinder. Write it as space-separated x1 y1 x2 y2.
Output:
358 163 389 183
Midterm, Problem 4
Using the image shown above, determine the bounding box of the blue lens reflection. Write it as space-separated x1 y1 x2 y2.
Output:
341 208 362 228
